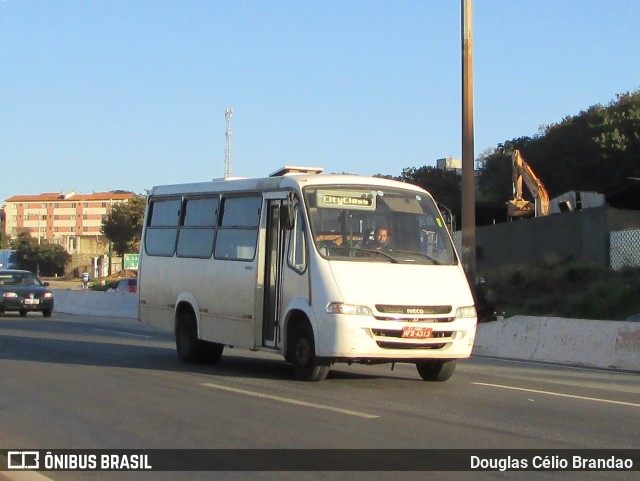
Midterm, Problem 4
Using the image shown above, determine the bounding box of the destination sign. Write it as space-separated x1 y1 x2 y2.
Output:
317 190 376 211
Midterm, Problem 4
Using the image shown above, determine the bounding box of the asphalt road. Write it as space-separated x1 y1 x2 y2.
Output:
1 312 639 481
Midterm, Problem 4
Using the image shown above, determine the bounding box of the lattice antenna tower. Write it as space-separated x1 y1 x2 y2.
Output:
224 108 233 178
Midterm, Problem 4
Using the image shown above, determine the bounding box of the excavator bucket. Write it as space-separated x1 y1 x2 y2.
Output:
507 198 535 218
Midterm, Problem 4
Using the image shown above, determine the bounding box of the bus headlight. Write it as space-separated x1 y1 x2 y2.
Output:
455 306 477 318
325 303 373 316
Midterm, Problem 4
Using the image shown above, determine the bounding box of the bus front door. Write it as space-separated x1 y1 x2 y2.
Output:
262 199 285 347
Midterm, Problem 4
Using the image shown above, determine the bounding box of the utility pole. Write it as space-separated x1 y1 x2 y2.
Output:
224 107 233 178
461 0 476 288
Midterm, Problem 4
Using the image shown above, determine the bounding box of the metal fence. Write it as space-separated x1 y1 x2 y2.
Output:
610 229 640 270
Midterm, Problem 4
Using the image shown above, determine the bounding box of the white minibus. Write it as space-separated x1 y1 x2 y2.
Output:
138 167 477 381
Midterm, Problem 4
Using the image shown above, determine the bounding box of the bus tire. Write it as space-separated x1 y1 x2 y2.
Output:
416 360 456 382
176 311 205 363
290 323 330 382
202 341 224 364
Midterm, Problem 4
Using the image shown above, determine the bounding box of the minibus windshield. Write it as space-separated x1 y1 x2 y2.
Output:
303 186 457 265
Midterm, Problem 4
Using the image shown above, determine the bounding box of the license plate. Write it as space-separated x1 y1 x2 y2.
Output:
24 298 40 305
401 326 433 339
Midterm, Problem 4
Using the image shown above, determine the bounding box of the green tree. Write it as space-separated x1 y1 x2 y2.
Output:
101 194 146 257
395 166 462 225
9 232 70 276
477 89 640 208
0 210 8 248
38 242 72 276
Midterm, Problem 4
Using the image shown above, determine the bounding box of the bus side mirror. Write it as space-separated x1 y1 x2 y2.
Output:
280 203 295 230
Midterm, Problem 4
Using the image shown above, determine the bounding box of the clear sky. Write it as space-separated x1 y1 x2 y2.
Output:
2 0 639 203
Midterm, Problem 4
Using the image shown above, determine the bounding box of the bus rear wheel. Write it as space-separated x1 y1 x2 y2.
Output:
202 340 224 363
176 312 206 363
290 324 330 382
416 360 456 382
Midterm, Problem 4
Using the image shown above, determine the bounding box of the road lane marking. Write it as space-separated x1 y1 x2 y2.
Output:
201 382 379 419
90 327 154 339
473 382 640 408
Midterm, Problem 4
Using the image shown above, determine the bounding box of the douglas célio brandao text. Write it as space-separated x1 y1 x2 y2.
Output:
470 455 634 471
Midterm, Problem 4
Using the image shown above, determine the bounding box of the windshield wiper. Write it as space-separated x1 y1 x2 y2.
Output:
351 248 399 263
389 249 442 265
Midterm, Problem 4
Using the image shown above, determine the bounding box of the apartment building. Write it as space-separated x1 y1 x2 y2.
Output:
3 191 135 254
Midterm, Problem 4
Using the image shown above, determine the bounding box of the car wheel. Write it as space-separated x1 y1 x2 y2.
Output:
416 360 456 382
19 310 27 317
42 309 53 318
290 323 330 382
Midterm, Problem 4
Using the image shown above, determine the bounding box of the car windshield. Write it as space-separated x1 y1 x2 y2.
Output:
0 272 42 286
303 185 457 265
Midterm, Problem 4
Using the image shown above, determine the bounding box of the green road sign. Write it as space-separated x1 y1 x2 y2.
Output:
124 254 139 270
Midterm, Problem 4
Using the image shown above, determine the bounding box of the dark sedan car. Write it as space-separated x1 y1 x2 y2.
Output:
0 269 54 317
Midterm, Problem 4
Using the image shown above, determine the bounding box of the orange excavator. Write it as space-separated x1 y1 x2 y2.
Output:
507 150 550 218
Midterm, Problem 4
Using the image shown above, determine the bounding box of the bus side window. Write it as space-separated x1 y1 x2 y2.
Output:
288 206 307 273
145 199 181 256
176 197 218 258
214 196 261 261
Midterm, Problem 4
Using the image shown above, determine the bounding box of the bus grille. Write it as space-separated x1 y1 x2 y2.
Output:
373 316 455 322
371 329 454 350
376 305 452 315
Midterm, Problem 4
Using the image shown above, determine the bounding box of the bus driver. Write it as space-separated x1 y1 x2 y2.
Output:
367 226 391 250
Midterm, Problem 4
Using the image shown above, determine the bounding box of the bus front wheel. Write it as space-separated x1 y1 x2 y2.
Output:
290 324 330 382
416 360 456 382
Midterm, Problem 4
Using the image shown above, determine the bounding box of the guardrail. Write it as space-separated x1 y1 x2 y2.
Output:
52 290 640 373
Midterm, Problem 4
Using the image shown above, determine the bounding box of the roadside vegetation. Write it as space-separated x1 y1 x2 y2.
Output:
478 261 640 321
388 89 640 225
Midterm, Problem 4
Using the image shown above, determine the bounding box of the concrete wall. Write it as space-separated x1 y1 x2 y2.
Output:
473 315 640 372
53 289 138 320
52 290 639 373
474 206 640 270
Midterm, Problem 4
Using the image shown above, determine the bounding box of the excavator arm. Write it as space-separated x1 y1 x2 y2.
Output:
508 150 550 217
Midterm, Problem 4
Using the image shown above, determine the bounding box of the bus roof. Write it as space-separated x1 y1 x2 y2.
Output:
148 171 430 198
